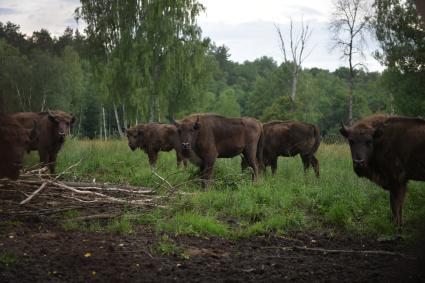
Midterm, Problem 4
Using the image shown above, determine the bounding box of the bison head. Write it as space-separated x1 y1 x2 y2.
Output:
0 120 38 180
123 126 143 151
173 116 201 154
340 122 381 176
48 111 76 140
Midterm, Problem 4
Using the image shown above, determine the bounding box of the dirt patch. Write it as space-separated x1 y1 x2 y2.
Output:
1 183 424 282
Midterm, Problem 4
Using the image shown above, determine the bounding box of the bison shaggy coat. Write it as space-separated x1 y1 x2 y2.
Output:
243 121 321 176
11 111 75 174
0 114 37 180
340 114 425 226
124 123 187 168
173 114 263 187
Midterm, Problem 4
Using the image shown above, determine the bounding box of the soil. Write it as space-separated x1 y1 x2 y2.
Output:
1 183 425 282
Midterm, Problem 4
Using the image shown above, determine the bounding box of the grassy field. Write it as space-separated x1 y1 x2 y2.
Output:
23 138 425 240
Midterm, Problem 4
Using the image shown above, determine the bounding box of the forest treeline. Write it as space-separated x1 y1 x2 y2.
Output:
0 0 423 138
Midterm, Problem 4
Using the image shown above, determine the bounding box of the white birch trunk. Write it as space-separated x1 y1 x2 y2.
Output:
113 101 123 137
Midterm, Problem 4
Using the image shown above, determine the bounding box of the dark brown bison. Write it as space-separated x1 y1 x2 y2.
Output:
0 114 38 180
123 123 187 168
11 111 76 174
172 114 263 187
339 114 425 226
242 120 321 176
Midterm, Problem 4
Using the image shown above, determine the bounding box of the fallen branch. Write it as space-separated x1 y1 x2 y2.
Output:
292 245 415 259
19 181 48 205
19 159 83 205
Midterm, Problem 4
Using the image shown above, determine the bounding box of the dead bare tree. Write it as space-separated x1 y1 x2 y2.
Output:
329 0 372 125
275 18 313 106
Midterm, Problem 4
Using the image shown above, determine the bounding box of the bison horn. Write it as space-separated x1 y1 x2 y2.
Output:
170 117 178 125
339 121 349 138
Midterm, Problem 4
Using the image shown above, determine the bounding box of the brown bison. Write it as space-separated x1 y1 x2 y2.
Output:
0 114 38 180
172 114 263 187
339 114 425 226
11 111 76 174
123 123 187 168
242 120 321 176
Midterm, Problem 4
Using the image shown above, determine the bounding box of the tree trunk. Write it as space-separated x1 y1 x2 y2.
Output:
122 103 127 129
348 40 354 126
102 106 107 141
291 66 299 103
149 93 156 122
113 101 123 137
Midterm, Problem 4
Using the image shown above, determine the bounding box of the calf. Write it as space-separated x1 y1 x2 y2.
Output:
11 111 76 174
173 114 263 187
242 121 320 176
0 114 38 180
123 123 187 169
340 114 425 226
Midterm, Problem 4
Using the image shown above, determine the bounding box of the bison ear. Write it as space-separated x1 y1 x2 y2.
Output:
339 122 349 138
71 116 77 125
48 113 59 124
170 117 178 127
193 116 200 130
121 127 127 134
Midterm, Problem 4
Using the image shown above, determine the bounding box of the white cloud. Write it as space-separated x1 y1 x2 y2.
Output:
0 0 383 71
0 0 81 36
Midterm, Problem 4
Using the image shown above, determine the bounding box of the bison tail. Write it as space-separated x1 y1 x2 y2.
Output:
257 129 265 172
311 125 321 154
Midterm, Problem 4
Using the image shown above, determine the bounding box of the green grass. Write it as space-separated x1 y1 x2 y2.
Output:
23 139 425 240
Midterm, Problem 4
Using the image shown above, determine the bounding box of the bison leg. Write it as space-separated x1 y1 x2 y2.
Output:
48 151 58 174
176 150 183 168
242 150 259 182
310 155 320 178
200 159 215 188
38 149 50 172
240 156 249 172
390 185 407 226
301 155 311 175
148 151 158 170
270 157 278 176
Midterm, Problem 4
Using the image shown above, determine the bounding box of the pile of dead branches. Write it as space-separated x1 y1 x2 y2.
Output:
0 160 168 209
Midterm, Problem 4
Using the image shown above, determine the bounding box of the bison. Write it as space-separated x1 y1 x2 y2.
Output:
242 120 321 177
123 123 187 169
11 111 76 174
172 114 263 187
0 114 38 180
339 114 425 226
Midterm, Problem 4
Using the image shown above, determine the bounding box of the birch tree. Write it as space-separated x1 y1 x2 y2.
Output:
275 18 313 106
329 0 372 125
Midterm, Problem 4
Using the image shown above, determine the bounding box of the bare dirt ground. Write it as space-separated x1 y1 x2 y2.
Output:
1 183 424 283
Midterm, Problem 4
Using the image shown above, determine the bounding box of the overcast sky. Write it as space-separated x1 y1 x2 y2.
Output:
0 0 383 71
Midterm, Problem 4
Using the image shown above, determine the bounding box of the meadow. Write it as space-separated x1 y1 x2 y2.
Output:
23 138 425 240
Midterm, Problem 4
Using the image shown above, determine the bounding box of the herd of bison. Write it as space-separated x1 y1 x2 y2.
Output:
1 111 425 226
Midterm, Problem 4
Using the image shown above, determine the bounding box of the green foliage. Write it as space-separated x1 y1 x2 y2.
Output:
107 215 133 235
374 0 425 116
0 253 17 268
